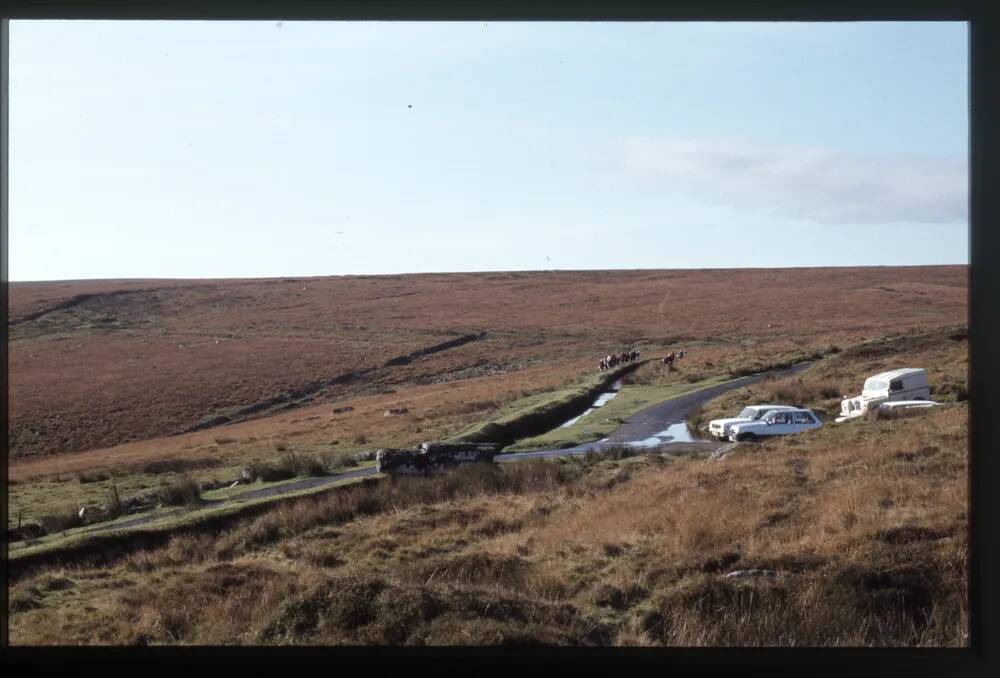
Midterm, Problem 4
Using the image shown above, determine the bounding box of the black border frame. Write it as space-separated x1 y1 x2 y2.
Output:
1 2 995 675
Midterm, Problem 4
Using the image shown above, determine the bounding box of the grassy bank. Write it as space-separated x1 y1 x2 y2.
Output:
449 360 649 448
7 447 370 531
7 471 377 580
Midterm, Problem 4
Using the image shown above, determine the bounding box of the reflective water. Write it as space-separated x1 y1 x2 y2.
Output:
631 421 698 447
558 380 622 429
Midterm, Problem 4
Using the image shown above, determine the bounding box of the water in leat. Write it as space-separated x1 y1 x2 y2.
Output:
557 380 622 429
631 421 699 447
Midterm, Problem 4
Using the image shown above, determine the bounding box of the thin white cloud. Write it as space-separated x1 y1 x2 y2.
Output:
622 137 967 224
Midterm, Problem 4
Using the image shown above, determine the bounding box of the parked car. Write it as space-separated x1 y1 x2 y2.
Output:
728 408 823 442
836 368 930 422
707 404 799 441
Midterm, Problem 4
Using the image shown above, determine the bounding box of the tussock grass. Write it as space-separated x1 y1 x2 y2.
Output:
246 453 338 482
37 508 83 536
186 461 575 561
584 444 641 463
9 402 967 646
687 405 704 430
105 485 124 520
759 378 843 411
157 476 202 507
289 453 327 477
77 471 114 484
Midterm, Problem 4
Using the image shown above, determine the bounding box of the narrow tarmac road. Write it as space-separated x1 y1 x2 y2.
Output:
79 360 813 536
499 360 814 461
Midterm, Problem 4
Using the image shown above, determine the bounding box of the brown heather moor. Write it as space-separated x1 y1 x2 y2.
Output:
6 267 968 645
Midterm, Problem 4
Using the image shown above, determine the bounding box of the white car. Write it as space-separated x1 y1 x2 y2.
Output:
728 408 822 442
708 405 799 441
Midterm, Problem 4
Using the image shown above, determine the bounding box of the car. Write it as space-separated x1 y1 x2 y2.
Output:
707 405 799 441
837 368 930 422
727 408 823 442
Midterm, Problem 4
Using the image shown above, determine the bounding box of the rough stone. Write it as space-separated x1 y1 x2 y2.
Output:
376 442 499 475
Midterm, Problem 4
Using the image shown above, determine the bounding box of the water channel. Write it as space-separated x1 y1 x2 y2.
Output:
557 380 622 429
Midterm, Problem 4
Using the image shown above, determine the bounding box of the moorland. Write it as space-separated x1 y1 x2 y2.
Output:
6 266 968 645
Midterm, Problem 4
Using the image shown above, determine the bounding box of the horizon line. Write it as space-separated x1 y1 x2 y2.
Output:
6 262 970 284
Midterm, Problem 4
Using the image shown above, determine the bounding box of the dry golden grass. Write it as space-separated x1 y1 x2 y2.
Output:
8 398 967 646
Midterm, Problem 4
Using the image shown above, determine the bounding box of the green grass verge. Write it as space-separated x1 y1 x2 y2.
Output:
7 447 373 529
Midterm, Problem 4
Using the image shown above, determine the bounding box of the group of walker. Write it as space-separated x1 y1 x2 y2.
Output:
598 348 640 371
662 350 684 366
598 347 687 371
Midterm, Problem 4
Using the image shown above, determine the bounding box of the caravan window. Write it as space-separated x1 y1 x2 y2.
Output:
890 380 903 392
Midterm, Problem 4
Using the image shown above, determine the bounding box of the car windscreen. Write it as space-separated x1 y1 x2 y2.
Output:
864 379 887 392
738 408 757 419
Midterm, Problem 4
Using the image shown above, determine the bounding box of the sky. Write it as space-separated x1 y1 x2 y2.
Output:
8 21 969 281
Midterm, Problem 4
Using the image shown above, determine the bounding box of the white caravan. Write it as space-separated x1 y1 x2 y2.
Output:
837 368 932 422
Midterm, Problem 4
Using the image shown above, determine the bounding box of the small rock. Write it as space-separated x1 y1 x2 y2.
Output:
708 443 741 461
78 505 104 521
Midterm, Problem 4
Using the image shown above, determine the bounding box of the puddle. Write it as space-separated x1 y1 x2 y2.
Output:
558 380 622 429
631 422 699 447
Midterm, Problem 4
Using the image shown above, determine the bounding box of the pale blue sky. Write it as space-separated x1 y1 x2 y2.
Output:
9 21 968 280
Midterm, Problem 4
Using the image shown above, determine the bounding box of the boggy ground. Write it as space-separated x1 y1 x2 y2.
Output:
9 266 966 460
7 330 968 646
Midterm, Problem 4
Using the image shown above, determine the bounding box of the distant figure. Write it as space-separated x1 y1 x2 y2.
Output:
678 350 684 359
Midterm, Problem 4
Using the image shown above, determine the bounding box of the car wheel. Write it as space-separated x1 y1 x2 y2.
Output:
736 432 758 443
